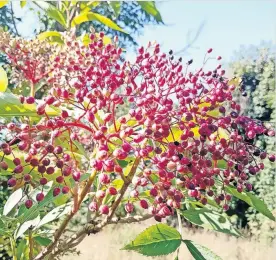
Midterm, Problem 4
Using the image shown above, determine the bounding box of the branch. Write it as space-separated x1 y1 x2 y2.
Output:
34 170 98 260
51 214 152 259
174 20 206 56
49 157 142 258
109 214 153 224
29 228 34 260
10 2 19 36
107 157 141 221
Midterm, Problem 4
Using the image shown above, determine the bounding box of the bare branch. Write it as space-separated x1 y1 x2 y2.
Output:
10 2 20 36
174 20 206 56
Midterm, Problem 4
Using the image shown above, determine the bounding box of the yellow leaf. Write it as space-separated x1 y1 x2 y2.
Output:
0 0 9 9
228 77 242 87
71 12 126 33
0 67 8 92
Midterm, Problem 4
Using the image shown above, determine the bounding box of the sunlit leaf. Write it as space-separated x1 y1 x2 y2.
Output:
122 223 181 256
47 6 67 28
20 0 27 8
110 1 121 17
182 240 222 260
181 208 241 237
71 12 126 33
37 31 64 44
0 66 8 92
0 0 9 9
3 188 23 216
137 1 163 22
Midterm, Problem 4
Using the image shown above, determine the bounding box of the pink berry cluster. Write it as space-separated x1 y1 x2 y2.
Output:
0 32 275 221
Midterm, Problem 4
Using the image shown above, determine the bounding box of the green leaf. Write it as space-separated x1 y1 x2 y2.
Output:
0 218 9 235
224 185 252 205
0 92 60 117
37 31 64 44
181 208 241 237
36 202 72 229
47 6 67 28
182 240 222 260
137 1 163 22
20 1 27 8
117 159 128 168
225 185 275 221
16 238 27 260
247 192 275 221
34 236 52 246
3 188 23 216
18 182 55 223
109 1 121 17
72 140 88 159
0 1 9 8
71 12 126 33
15 215 40 239
122 223 181 256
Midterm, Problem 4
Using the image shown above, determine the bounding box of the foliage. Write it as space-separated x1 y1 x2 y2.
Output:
230 43 276 242
123 223 222 259
0 1 163 48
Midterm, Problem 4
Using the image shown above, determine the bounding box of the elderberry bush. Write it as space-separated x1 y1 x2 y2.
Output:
0 30 275 259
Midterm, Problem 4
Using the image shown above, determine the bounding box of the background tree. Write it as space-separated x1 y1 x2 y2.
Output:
229 43 276 242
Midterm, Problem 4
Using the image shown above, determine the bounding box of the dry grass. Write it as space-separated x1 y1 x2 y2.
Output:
62 219 276 260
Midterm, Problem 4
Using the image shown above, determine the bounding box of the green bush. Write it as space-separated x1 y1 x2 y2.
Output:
230 43 276 242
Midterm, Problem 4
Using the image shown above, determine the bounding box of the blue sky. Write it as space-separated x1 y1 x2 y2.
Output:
130 0 276 68
14 0 275 68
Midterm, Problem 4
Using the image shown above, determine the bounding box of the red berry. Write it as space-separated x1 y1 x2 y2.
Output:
13 158 21 166
54 146 63 154
223 204 229 211
62 186 70 194
42 158 50 166
53 187 61 196
125 202 134 213
207 48 213 53
25 199 33 209
56 176 64 183
108 186 117 195
89 201 98 212
40 177 48 185
268 154 275 162
99 205 109 215
46 166 55 175
38 165 46 174
61 110 69 118
8 178 16 187
14 165 23 174
99 173 110 184
150 188 158 197
26 96 35 104
73 171 81 182
0 161 8 170
36 193 44 202
23 174 31 182
140 199 148 209
46 145 54 153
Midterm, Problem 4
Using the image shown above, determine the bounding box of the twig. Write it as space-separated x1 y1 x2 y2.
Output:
51 214 151 259
109 214 153 224
49 158 142 258
34 170 98 260
10 237 17 260
29 228 34 260
10 2 19 36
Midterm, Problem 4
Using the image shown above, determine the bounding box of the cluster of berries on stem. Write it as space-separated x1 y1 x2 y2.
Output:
0 31 275 221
